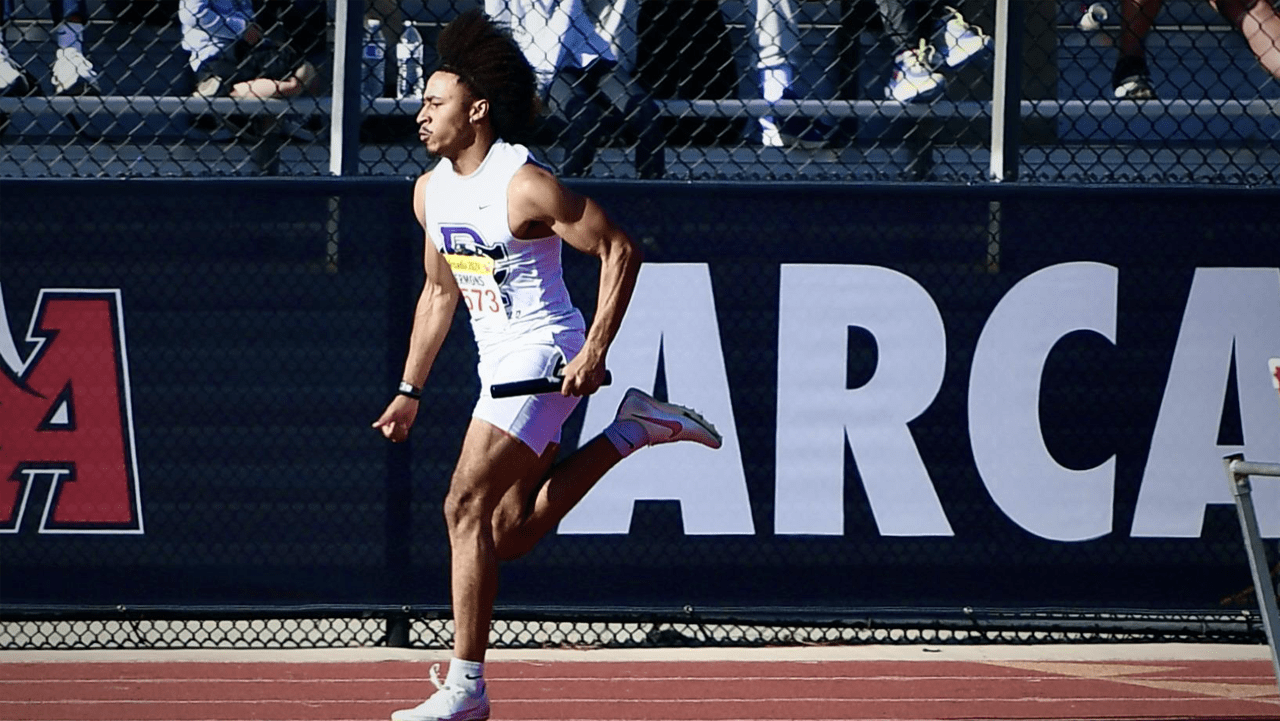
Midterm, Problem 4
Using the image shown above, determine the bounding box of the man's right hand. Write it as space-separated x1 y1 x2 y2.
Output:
372 395 419 443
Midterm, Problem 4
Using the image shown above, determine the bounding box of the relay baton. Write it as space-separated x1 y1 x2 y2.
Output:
490 371 612 398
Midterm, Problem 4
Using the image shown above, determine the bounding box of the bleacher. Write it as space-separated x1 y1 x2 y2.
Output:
1 0 1276 181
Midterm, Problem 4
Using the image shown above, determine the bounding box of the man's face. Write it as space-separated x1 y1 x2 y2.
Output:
416 71 478 157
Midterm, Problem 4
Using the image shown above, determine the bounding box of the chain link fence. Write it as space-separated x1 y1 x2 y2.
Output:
1 0 1276 181
2 610 1269 649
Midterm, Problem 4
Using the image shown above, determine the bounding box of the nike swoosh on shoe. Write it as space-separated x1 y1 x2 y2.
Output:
634 413 684 439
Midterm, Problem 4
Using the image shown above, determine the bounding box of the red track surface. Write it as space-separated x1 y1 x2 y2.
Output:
2 657 1278 721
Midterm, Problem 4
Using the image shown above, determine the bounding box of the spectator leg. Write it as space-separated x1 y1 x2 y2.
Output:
588 0 640 74
598 66 665 179
1119 0 1163 61
875 0 920 52
1213 0 1280 79
748 0 800 72
548 65 605 177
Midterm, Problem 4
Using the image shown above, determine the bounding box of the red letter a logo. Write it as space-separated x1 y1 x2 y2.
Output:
1 289 142 534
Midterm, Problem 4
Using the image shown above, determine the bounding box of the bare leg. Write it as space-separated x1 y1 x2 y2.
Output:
462 386 721 652
493 435 624 561
451 420 626 659
1242 0 1280 79
444 418 543 662
1213 0 1280 79
1110 0 1165 95
1119 0 1164 59
229 63 318 99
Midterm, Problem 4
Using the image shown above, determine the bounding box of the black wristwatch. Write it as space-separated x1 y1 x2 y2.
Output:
397 381 422 400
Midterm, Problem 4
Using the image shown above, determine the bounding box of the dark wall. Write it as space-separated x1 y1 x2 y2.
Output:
2 178 1277 615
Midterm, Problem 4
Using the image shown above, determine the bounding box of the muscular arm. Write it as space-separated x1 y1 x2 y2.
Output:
508 164 643 396
372 172 461 442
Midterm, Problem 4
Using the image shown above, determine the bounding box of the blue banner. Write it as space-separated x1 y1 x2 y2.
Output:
2 179 1278 615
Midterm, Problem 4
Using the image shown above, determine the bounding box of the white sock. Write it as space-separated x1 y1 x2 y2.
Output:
603 418 646 458
759 65 792 102
445 657 484 694
55 21 85 50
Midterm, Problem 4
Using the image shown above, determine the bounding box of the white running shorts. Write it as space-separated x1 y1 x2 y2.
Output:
473 328 585 456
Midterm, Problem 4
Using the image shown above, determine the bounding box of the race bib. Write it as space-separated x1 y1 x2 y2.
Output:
445 254 508 322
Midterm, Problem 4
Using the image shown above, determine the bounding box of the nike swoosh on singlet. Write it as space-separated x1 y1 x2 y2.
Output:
635 414 684 439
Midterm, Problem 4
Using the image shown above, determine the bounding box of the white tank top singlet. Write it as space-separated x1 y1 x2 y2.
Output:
422 141 585 356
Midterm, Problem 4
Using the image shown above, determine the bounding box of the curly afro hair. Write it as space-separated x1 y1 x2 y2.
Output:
436 9 538 143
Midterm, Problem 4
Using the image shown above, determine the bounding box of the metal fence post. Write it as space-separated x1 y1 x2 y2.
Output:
1223 453 1280 693
326 1 364 272
330 0 363 177
989 0 1024 182
386 613 412 648
385 204 417 627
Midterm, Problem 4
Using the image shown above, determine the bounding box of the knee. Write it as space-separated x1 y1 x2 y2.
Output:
442 484 488 536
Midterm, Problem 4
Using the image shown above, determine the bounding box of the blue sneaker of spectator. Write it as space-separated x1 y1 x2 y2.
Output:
936 6 992 69
884 41 945 103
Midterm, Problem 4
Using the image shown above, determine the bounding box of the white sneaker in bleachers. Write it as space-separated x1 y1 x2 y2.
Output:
52 46 99 96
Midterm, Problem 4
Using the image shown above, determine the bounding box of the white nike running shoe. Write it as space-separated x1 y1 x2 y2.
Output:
390 664 489 721
614 388 723 450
